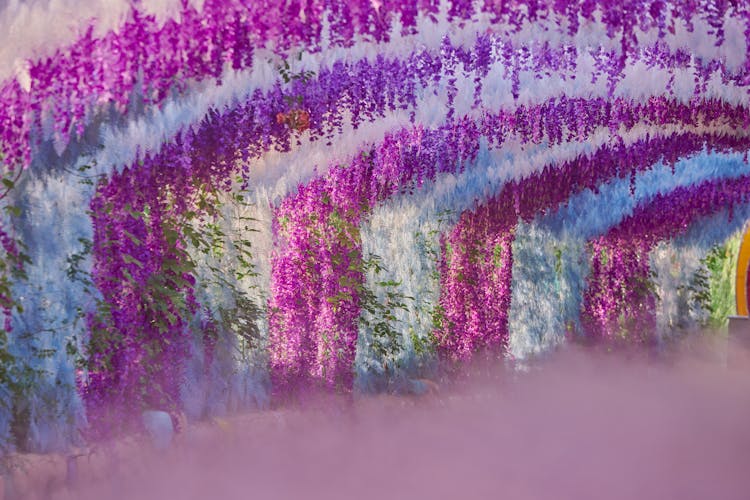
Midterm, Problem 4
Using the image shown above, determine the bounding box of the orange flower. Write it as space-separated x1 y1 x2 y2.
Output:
276 109 310 132
293 110 311 132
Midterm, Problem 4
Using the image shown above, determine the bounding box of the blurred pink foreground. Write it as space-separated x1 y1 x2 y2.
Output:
50 339 750 500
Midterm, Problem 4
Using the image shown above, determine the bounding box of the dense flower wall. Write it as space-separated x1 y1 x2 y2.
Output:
582 174 750 341
510 151 750 356
1 0 750 448
439 133 750 359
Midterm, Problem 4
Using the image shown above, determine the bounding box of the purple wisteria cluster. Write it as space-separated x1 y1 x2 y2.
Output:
85 167 196 437
2 0 750 441
85 91 750 429
583 173 750 341
82 110 265 434
1 1 748 172
269 119 478 393
440 133 750 359
270 101 750 385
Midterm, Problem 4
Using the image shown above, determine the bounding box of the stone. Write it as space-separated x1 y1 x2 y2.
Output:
408 378 439 396
141 410 174 451
408 379 429 395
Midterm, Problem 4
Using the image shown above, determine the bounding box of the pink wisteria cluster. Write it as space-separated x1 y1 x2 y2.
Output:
270 101 750 385
269 119 479 393
583 173 750 341
440 132 750 359
85 93 750 425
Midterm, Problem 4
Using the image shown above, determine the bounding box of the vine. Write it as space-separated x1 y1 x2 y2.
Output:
0 154 35 452
358 253 414 377
186 189 265 371
682 233 741 329
70 172 262 438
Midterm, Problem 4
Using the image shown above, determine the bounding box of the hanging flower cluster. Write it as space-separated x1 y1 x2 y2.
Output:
1 1 748 431
269 119 479 393
84 167 197 438
1 2 748 172
82 110 257 435
583 174 750 341
439 132 750 360
269 96 750 382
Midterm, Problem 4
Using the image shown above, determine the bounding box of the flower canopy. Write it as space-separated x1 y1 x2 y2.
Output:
0 0 749 447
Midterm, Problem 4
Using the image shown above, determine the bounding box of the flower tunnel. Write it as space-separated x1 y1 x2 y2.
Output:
0 0 749 451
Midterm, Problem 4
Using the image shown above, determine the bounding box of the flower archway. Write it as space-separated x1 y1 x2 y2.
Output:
1 0 750 448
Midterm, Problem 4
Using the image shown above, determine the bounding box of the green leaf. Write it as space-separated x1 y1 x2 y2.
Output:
122 230 142 245
3 205 21 217
122 254 144 268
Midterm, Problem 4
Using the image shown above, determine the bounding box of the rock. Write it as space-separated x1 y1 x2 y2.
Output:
408 378 439 396
408 379 428 395
141 410 174 450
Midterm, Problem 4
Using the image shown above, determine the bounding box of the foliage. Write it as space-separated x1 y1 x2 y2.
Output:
683 232 742 329
186 190 264 367
276 55 316 85
358 253 414 375
0 166 31 331
413 210 454 361
73 168 263 437
0 162 37 452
